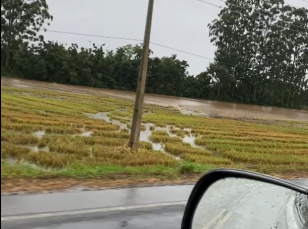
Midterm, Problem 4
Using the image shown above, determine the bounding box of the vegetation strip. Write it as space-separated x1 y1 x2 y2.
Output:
1 87 308 182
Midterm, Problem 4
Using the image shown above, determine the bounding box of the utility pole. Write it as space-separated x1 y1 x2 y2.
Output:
129 0 154 149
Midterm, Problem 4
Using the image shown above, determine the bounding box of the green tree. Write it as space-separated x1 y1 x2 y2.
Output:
1 0 52 69
208 0 308 107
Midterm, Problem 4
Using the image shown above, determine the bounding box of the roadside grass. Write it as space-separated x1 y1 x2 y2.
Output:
1 86 308 181
182 154 232 166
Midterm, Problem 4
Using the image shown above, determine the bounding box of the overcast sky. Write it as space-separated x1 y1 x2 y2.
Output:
44 0 307 76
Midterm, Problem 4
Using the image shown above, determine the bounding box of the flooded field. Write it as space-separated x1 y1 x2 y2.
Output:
2 77 307 121
88 112 203 160
1 80 308 185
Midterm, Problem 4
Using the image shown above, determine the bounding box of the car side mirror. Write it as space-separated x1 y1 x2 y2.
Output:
181 169 308 229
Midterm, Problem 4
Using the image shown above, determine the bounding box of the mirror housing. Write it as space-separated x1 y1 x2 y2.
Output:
181 169 308 229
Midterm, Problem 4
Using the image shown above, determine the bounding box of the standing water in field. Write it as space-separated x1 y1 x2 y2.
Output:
33 131 45 138
80 131 93 137
88 112 204 157
182 135 204 149
139 123 165 152
87 113 180 159
3 77 308 121
87 112 129 131
26 145 50 153
79 128 93 137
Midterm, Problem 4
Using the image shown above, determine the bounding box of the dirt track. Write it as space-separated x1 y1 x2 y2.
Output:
2 77 308 121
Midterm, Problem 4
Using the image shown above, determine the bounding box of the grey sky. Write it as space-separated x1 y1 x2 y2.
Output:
45 0 307 76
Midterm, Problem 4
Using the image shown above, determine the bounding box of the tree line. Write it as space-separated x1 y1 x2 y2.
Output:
1 0 307 109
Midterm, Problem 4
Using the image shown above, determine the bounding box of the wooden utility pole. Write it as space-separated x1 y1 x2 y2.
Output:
129 0 154 149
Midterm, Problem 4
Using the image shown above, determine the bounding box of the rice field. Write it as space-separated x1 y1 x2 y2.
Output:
1 86 308 180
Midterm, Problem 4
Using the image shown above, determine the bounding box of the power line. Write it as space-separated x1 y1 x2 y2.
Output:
46 30 142 42
46 29 215 61
45 29 307 77
196 0 222 8
151 42 214 60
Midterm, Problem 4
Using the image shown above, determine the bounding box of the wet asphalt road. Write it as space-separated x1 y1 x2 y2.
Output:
1 185 192 229
2 205 185 229
1 180 307 229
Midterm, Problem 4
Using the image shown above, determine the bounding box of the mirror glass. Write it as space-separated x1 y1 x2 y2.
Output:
192 178 308 229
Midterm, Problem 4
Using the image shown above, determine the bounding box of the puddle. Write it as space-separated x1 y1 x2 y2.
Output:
87 112 201 160
6 158 18 165
33 131 45 138
182 135 204 149
152 143 165 151
155 125 178 138
154 126 204 150
179 109 199 116
89 147 93 158
5 158 51 171
87 112 129 131
139 123 154 142
27 146 39 153
179 108 211 118
139 123 165 151
26 145 50 153
80 131 93 137
139 123 180 160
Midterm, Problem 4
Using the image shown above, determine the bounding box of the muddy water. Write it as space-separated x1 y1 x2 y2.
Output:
6 156 51 171
80 131 93 137
89 113 179 158
139 123 167 153
88 112 129 131
182 135 204 149
87 112 169 153
26 145 50 153
33 131 45 139
87 112 204 160
2 77 307 121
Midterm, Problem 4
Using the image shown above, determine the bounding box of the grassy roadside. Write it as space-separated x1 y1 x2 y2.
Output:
1 86 308 192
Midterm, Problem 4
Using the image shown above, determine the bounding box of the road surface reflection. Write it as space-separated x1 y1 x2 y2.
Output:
192 178 305 229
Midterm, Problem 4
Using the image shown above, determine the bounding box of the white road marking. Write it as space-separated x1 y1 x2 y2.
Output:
201 190 251 229
1 201 186 222
201 210 227 229
215 211 232 229
201 210 233 229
